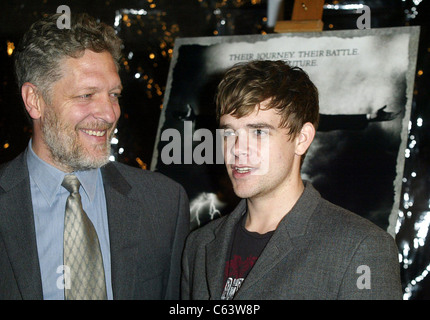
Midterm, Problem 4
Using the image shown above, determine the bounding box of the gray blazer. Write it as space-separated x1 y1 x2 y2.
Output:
0 150 190 300
181 182 402 300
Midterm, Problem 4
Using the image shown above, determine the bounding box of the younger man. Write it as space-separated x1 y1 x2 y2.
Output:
181 60 402 300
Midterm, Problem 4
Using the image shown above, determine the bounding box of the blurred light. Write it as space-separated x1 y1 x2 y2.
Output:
114 9 148 28
135 73 141 79
114 14 121 27
135 157 147 170
324 4 364 10
415 212 430 245
7 41 15 56
404 193 410 202
3 143 9 149
109 155 115 161
119 147 124 154
417 117 423 127
404 263 430 300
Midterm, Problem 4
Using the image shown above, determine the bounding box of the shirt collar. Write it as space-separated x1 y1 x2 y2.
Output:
26 140 99 206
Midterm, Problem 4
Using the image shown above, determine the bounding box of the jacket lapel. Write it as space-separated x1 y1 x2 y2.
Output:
101 163 140 300
234 182 321 299
234 223 294 299
0 151 43 299
205 200 246 300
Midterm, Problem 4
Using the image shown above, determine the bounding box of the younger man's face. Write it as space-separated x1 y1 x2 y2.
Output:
219 101 301 201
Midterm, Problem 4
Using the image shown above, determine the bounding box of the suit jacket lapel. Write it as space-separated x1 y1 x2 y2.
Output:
234 223 294 299
205 200 246 300
0 151 43 299
234 182 320 299
101 163 139 300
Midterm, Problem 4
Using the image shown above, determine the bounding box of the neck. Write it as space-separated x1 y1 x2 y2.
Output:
31 136 73 173
245 176 305 234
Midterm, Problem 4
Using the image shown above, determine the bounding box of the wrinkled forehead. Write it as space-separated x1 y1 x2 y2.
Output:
54 50 122 91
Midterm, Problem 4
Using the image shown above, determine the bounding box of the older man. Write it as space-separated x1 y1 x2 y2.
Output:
0 13 189 300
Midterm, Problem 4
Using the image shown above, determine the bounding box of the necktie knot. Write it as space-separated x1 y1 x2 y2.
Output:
62 174 81 194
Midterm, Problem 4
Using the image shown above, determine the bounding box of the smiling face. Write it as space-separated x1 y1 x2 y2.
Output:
28 50 122 172
220 102 304 201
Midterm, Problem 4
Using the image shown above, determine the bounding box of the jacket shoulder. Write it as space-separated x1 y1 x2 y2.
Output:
316 197 390 238
308 197 397 267
0 152 28 193
107 161 185 193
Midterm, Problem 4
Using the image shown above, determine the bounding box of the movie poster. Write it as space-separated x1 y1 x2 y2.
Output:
151 27 419 235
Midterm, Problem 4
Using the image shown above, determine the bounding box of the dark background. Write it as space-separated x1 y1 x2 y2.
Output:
0 0 429 299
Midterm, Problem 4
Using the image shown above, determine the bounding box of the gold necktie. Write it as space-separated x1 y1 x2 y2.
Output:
62 174 107 300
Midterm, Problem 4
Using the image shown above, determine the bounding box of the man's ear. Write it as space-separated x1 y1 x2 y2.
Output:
21 82 43 120
295 122 316 156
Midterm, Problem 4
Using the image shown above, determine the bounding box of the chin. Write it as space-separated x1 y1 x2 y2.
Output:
67 147 111 171
232 186 255 199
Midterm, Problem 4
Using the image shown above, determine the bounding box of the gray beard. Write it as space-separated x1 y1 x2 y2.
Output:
41 107 113 172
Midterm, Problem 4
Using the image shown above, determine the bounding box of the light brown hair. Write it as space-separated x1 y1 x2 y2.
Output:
216 60 319 139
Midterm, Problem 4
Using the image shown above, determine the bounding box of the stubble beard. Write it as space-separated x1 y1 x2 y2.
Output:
41 106 114 172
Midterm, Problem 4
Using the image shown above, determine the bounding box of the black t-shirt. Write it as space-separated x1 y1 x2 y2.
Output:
221 214 274 300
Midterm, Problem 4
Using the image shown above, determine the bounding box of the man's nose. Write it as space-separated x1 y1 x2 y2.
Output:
232 132 249 158
93 93 120 124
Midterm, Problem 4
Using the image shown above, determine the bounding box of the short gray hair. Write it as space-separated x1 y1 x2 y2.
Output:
14 13 122 103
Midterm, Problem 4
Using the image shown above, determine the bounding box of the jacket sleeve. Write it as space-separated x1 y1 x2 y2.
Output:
164 184 190 299
181 239 191 300
337 231 403 300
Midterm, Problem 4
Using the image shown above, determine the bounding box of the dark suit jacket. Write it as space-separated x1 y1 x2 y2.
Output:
182 182 402 300
0 150 190 300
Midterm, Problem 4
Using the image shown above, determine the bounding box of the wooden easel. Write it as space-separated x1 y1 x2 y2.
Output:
274 0 324 33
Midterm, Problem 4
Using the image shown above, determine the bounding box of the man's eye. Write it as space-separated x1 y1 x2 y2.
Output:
254 129 268 136
111 93 122 99
79 93 93 99
223 130 236 137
